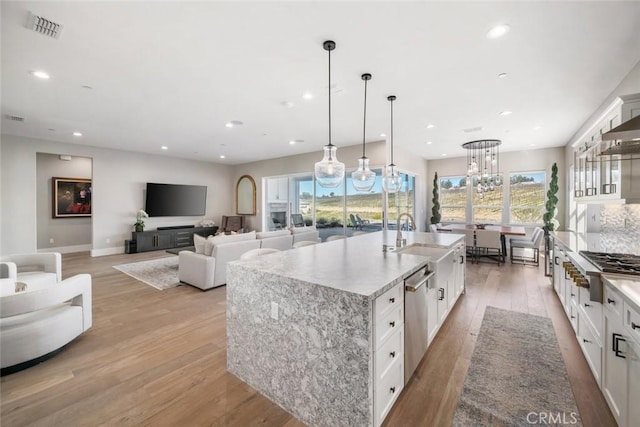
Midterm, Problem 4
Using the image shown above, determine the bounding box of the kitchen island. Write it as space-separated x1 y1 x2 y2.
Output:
226 231 464 427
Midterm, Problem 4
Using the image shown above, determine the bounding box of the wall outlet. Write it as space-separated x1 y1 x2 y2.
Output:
270 301 279 320
49 238 54 244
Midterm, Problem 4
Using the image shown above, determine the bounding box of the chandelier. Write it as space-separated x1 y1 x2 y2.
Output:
463 139 502 198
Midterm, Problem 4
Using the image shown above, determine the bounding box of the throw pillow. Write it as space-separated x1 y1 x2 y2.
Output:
193 234 207 254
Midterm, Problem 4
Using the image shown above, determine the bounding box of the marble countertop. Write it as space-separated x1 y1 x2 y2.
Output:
603 273 640 313
231 230 464 299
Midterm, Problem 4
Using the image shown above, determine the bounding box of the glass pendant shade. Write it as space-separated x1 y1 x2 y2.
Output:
315 145 345 188
352 157 376 192
382 164 402 193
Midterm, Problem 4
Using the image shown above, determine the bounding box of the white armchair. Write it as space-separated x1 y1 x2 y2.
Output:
1 273 92 373
1 252 62 290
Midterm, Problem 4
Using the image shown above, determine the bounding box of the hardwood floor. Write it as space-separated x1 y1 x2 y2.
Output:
1 251 615 426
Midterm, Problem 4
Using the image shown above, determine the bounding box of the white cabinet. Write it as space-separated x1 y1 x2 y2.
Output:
602 280 640 427
373 283 404 427
266 177 289 202
574 94 640 203
427 286 439 344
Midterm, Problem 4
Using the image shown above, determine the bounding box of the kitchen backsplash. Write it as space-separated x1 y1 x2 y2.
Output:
600 204 640 254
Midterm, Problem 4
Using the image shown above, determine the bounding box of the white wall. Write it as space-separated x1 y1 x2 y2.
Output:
1 134 234 256
393 144 429 230
36 153 93 250
231 140 430 232
426 147 565 228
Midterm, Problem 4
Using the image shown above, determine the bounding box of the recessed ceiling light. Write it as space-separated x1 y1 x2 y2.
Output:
380 133 386 137
486 24 510 39
220 155 226 159
498 111 512 116
426 141 433 145
302 92 313 100
31 70 50 79
161 146 168 150
289 140 296 145
289 139 304 145
225 120 243 128
498 73 508 78
533 125 542 130
442 153 447 156
529 144 536 147
426 124 435 129
73 132 82 136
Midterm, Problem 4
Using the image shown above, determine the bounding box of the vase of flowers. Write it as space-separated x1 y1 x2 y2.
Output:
134 209 148 232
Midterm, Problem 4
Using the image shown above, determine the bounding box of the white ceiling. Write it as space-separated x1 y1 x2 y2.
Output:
2 1 640 165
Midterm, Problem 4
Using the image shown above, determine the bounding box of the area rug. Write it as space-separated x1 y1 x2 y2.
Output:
453 306 582 427
113 256 180 290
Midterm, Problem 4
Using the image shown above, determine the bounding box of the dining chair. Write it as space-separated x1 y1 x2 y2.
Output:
510 227 544 266
463 229 476 263
474 229 503 264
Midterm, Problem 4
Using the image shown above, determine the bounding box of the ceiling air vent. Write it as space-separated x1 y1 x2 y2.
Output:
4 114 25 122
27 12 64 39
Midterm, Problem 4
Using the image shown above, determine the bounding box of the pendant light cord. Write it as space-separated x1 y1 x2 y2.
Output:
390 97 394 166
328 46 332 150
362 77 367 158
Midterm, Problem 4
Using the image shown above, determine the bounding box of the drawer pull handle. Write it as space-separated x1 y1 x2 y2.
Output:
554 256 559 266
583 338 590 344
390 386 396 394
571 293 575 297
389 321 396 328
584 303 591 308
570 315 576 319
389 297 395 303
390 351 396 358
613 333 626 359
632 322 640 330
607 298 615 304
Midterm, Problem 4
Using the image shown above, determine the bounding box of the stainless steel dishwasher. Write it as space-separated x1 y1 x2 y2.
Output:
404 266 434 384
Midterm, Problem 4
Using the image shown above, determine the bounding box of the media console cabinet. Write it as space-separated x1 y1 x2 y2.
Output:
125 226 218 253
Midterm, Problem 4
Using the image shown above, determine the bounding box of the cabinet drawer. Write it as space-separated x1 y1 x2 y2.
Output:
624 301 640 343
604 283 623 322
569 283 579 306
578 288 603 340
375 328 403 382
569 301 578 333
374 283 403 320
578 313 602 385
374 356 403 427
375 305 403 350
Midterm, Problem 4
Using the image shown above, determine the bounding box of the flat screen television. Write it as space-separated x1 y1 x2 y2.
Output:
145 183 207 217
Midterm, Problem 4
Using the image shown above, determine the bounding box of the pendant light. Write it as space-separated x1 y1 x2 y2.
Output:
315 40 345 188
352 73 376 192
463 139 502 200
382 95 402 193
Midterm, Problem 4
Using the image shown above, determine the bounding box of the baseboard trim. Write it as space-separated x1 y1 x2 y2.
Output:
38 244 92 254
91 247 124 257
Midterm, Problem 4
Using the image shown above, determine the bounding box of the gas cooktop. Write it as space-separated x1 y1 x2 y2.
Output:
579 251 640 276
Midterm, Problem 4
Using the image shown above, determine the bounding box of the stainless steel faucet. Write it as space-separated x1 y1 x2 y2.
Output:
396 213 415 247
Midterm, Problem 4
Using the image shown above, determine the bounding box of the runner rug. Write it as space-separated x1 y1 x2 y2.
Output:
453 306 582 426
113 256 180 290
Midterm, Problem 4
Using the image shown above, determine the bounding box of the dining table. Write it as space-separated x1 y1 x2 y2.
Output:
436 223 527 262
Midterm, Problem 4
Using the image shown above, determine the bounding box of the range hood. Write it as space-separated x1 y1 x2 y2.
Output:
602 115 640 142
600 115 640 155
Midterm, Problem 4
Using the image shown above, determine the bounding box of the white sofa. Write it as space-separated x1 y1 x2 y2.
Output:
178 227 320 290
0 252 62 290
1 273 92 373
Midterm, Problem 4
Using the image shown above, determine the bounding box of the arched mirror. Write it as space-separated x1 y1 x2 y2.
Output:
236 175 256 215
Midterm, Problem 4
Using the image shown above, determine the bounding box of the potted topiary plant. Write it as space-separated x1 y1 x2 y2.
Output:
430 172 441 224
543 163 559 235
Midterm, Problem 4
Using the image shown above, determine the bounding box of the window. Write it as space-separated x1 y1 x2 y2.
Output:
509 172 546 224
292 174 314 226
472 175 503 223
386 172 415 229
315 177 345 232
439 176 467 223
346 168 384 234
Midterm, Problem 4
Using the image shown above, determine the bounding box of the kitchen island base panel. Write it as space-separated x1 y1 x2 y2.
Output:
227 264 373 427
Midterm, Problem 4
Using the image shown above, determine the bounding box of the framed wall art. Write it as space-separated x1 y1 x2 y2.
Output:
52 177 92 218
